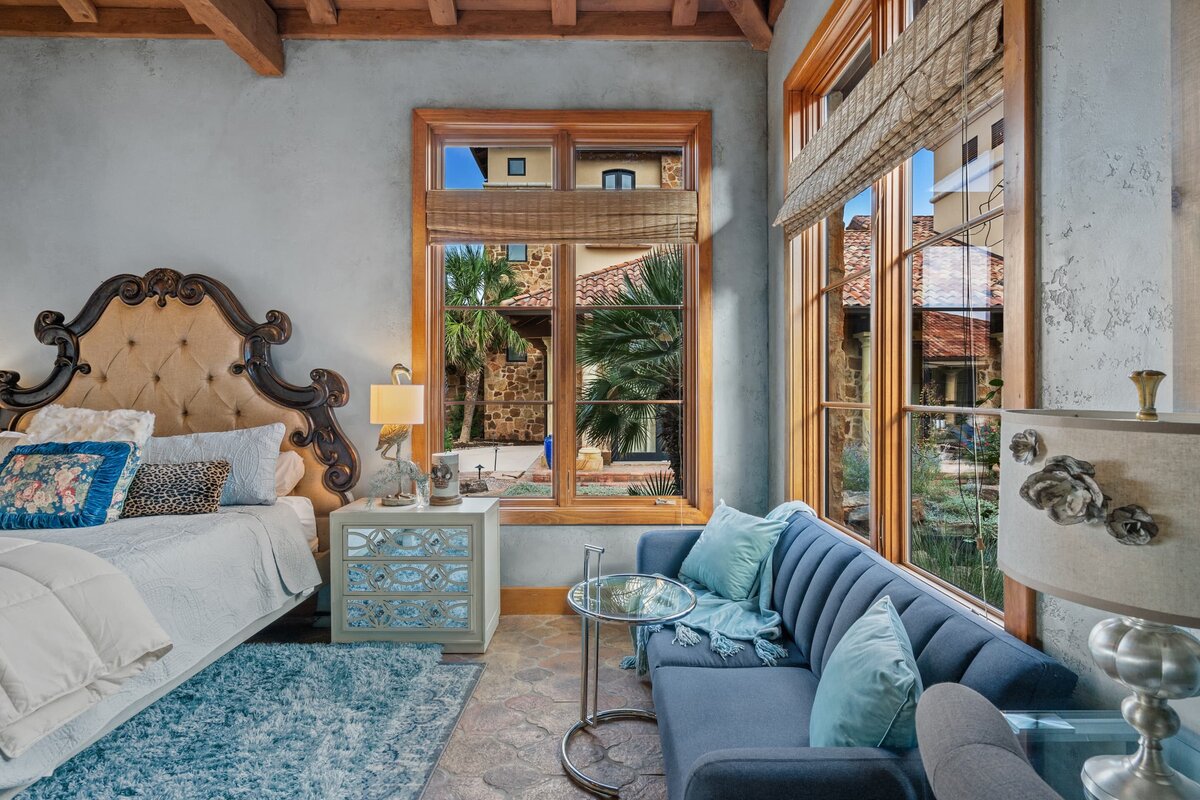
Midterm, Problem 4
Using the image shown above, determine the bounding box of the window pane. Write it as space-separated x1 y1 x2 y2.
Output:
908 411 1003 609
442 145 553 189
824 42 871 115
825 188 872 286
576 403 683 497
825 407 870 537
909 101 1004 248
825 274 870 404
575 147 685 190
442 404 553 498
445 243 553 305
908 237 1003 408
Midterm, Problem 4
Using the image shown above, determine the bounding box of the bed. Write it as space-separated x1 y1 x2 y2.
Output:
0 269 360 797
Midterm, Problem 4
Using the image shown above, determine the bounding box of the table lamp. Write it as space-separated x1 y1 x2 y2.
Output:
370 364 425 506
999 374 1200 800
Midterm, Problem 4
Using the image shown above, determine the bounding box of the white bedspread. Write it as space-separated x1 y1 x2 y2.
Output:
0 539 172 759
0 505 321 792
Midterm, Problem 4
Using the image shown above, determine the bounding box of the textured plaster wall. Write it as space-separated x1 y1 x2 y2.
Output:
1033 0 1200 726
766 0 837 507
0 37 768 586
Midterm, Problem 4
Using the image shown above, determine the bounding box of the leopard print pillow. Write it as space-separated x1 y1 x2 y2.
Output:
121 461 232 518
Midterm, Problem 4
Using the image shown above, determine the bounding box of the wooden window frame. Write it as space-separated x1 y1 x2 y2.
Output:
781 0 1039 643
412 109 714 526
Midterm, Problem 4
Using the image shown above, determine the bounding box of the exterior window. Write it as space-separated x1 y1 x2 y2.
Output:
962 135 979 165
507 157 526 177
784 0 1032 628
414 111 712 525
602 169 636 190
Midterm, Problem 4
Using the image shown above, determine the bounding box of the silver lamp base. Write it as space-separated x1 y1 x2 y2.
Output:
1084 753 1200 800
1085 617 1200 800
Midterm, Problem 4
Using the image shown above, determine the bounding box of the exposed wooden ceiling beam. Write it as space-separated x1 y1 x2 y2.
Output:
55 0 97 23
304 0 337 25
720 0 770 50
551 0 576 26
0 7 745 40
177 0 283 75
767 0 785 26
427 0 456 25
671 0 697 27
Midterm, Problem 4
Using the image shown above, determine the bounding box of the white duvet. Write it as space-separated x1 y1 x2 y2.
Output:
0 538 172 759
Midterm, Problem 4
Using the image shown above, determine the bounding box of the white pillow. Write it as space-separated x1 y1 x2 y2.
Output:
0 432 27 463
145 423 285 506
275 450 305 496
24 405 155 447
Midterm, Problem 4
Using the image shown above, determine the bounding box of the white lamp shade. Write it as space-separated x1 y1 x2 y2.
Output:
999 409 1200 627
370 384 425 425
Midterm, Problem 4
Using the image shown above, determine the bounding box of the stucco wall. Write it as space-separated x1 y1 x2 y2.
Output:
1034 0 1199 726
0 37 768 586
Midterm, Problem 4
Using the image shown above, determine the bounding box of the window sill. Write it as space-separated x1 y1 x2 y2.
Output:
500 503 710 526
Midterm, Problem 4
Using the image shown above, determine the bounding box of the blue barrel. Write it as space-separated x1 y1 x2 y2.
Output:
543 435 553 469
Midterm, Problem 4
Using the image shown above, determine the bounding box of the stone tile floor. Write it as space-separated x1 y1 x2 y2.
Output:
425 615 666 800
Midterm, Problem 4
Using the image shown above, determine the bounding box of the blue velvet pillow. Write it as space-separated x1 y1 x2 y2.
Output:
678 503 787 601
0 441 136 529
809 596 924 748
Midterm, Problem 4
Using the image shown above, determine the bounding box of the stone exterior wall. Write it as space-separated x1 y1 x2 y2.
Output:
661 154 683 189
486 243 553 295
483 340 547 442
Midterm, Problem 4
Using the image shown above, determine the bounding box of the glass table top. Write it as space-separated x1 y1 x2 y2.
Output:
1004 710 1200 798
567 574 697 624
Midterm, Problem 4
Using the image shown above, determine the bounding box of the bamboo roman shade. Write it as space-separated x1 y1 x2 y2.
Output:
426 189 698 244
774 0 1004 239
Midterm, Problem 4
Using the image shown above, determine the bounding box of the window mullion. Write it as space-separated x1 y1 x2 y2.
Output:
554 129 575 509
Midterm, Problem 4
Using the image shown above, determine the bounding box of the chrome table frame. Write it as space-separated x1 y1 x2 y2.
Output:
560 546 696 797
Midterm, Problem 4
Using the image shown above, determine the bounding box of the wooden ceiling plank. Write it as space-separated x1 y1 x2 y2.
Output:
427 0 455 25
304 0 336 24
56 0 97 23
671 0 696 26
766 0 783 26
178 0 283 74
551 0 575 26
720 0 768 49
0 6 746 40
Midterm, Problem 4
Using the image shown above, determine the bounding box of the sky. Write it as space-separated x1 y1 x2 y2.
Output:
842 148 936 223
445 147 486 190
446 144 937 224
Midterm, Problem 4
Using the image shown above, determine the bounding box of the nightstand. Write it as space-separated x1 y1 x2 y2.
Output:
330 497 500 653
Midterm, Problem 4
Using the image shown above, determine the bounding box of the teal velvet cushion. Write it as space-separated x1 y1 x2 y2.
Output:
678 503 787 601
0 441 136 529
809 596 924 748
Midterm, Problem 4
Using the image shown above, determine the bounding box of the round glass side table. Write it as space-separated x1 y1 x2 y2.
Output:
560 545 697 797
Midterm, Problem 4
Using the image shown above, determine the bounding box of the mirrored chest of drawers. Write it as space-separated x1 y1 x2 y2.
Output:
331 497 500 653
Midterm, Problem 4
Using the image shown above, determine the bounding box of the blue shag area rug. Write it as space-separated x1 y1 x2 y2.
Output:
22 642 482 800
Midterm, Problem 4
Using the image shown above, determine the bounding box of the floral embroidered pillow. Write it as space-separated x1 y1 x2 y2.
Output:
0 441 136 529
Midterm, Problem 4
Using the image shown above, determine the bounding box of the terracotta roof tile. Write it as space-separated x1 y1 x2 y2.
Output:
839 215 1004 309
919 309 993 360
505 257 646 308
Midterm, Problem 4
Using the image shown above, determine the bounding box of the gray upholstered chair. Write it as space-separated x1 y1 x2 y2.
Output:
916 682 1062 800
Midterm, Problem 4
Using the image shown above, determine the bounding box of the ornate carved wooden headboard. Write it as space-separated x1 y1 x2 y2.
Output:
0 269 360 554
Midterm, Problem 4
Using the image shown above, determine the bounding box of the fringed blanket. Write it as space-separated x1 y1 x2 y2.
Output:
622 501 817 676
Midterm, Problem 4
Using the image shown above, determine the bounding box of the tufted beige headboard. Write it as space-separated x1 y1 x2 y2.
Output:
0 269 360 558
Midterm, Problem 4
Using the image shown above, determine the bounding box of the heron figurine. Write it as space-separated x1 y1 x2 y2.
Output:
376 363 414 462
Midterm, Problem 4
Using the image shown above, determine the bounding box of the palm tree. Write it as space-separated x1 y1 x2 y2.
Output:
444 246 528 445
575 246 684 493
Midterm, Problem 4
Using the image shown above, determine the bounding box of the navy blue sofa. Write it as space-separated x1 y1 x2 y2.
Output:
637 511 1078 800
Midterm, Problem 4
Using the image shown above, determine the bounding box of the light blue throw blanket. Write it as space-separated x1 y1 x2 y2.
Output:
622 501 817 675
